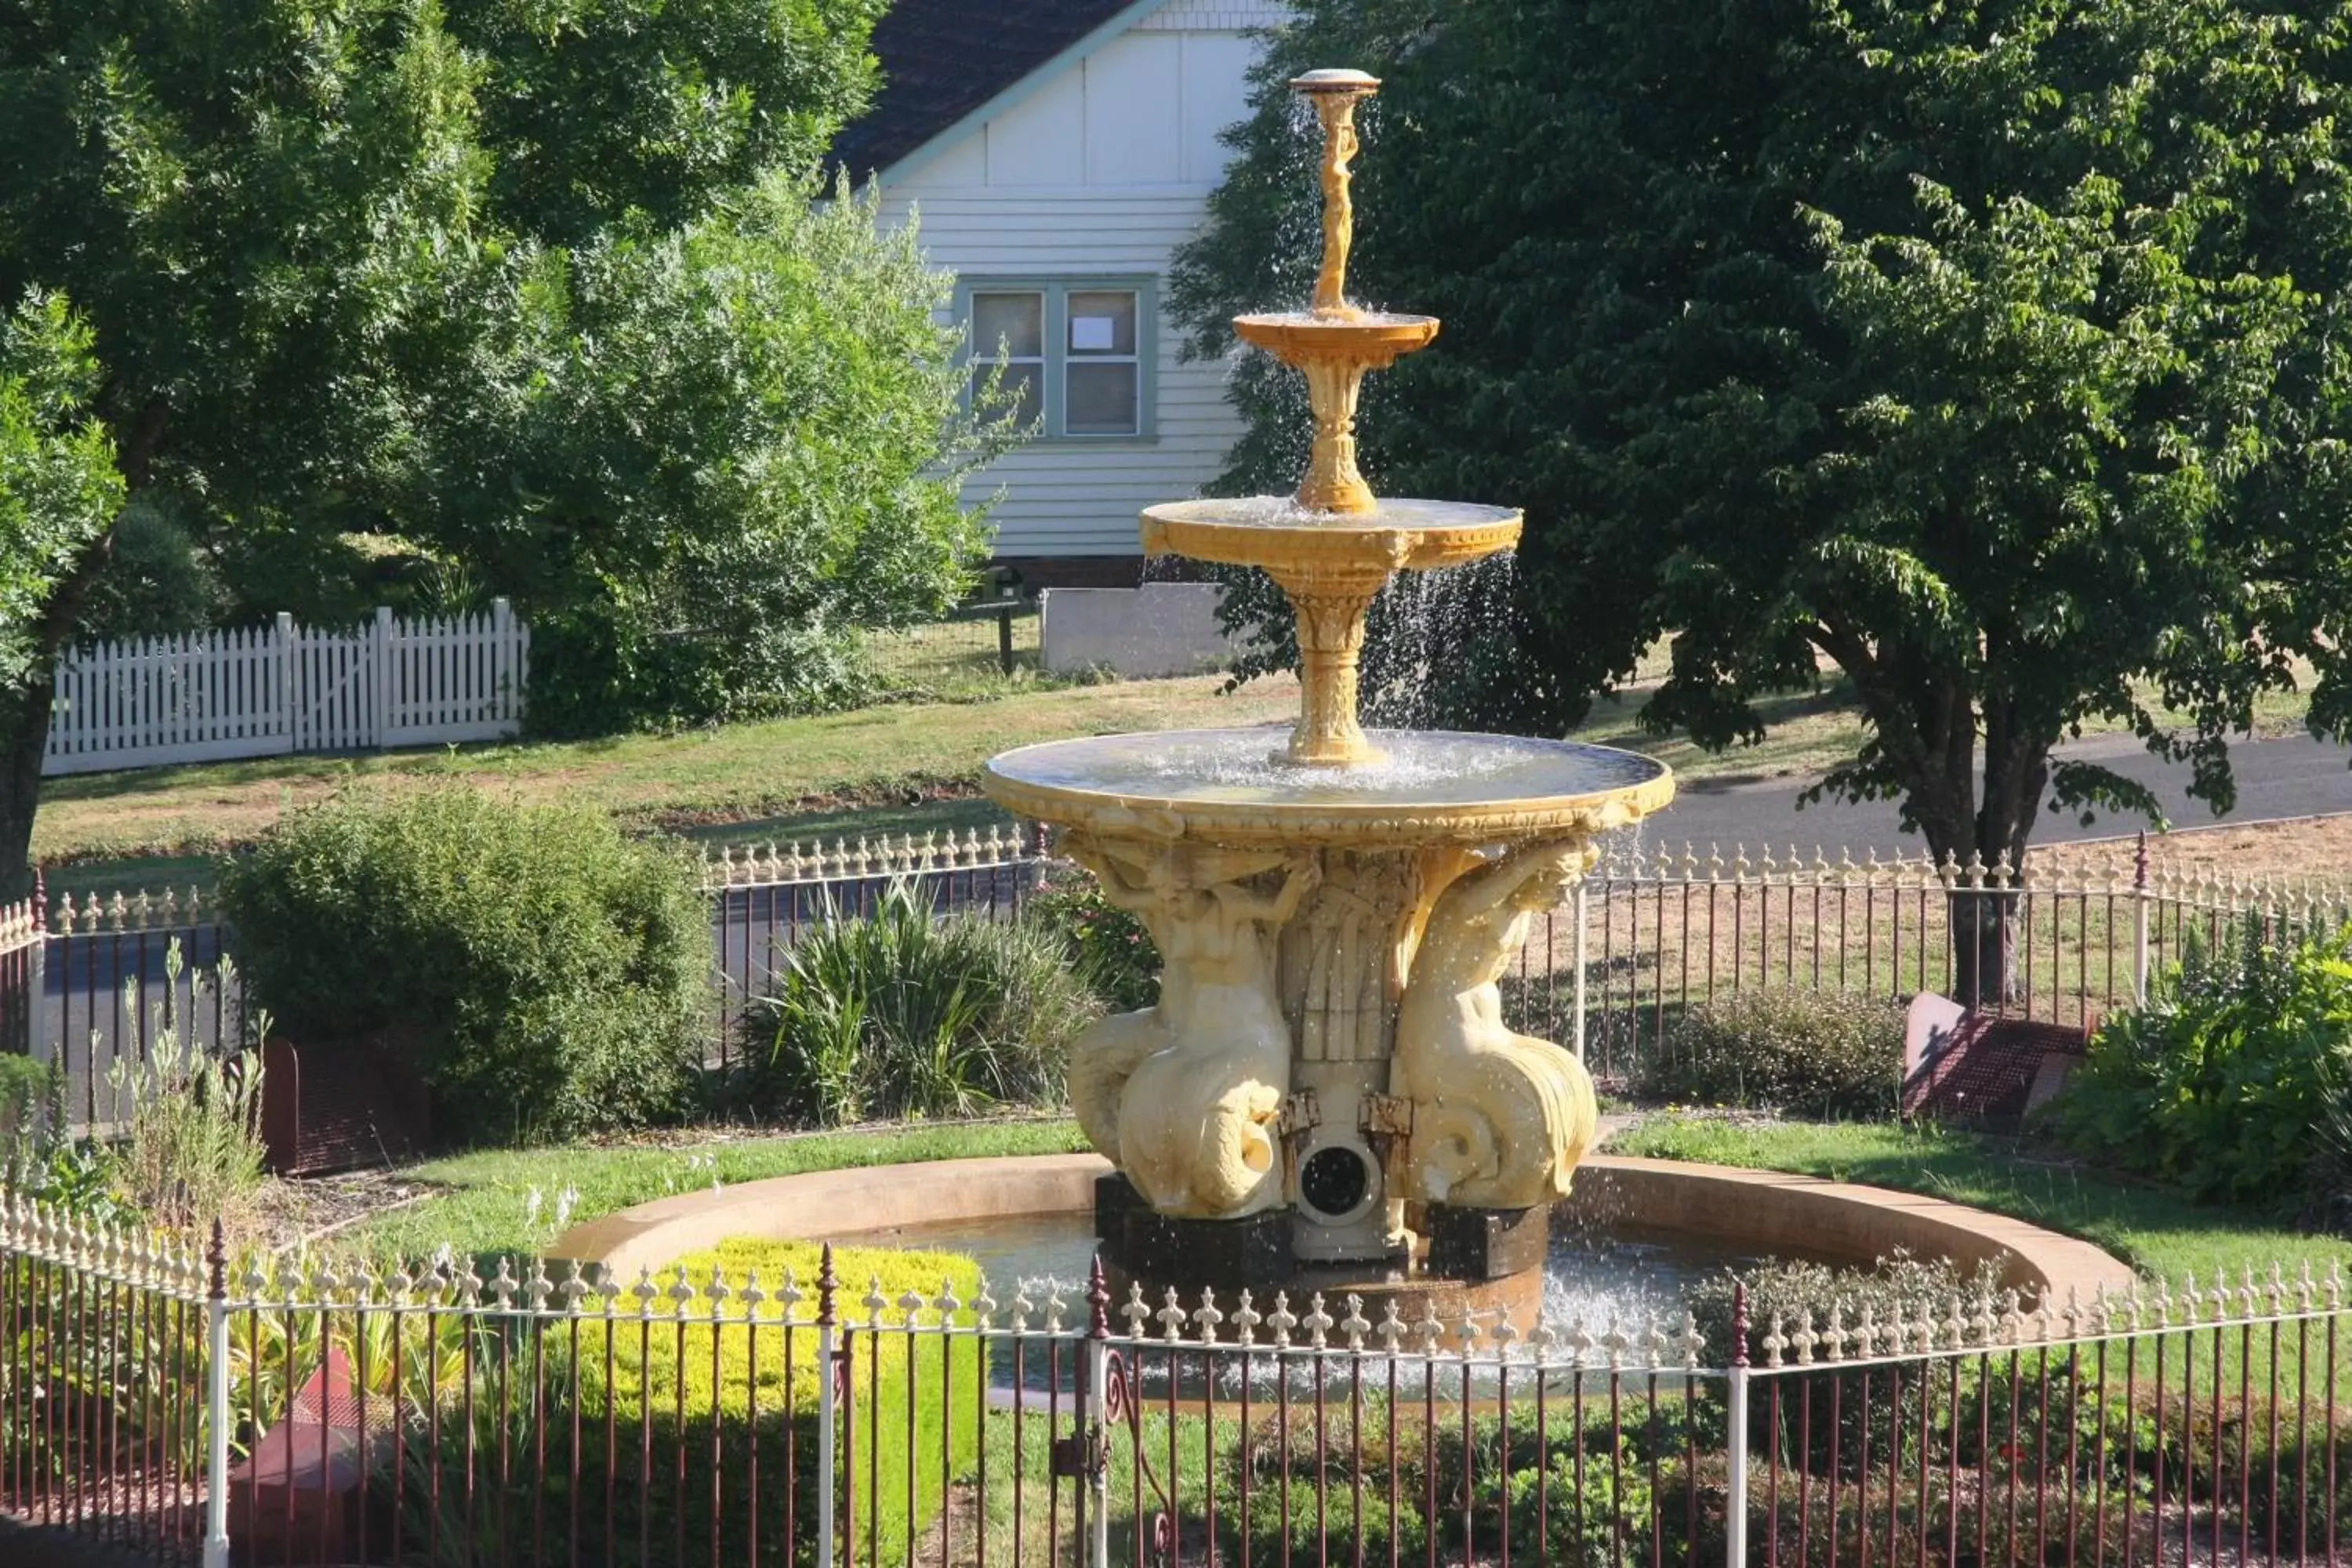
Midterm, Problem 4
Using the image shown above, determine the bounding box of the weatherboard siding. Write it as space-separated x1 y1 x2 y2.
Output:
879 17 1276 558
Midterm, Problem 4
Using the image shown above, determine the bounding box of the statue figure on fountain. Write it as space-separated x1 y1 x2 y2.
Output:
1391 841 1602 1210
1061 837 1320 1219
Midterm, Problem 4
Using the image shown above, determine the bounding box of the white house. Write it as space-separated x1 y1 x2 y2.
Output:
829 0 1288 589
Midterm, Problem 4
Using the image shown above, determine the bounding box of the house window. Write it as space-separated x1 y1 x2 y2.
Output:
965 279 1153 440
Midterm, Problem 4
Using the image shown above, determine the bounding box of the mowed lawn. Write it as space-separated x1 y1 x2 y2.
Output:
30 613 2324 890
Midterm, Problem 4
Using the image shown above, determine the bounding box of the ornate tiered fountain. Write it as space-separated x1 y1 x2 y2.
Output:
982 69 1676 1320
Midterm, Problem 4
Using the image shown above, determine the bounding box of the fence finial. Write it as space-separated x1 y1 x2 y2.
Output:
30 866 44 933
815 1243 838 1327
1730 1282 1750 1369
1087 1254 1110 1339
206 1217 227 1302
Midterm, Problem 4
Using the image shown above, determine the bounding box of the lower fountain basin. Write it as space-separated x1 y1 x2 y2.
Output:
546 1152 2136 1313
980 728 1676 850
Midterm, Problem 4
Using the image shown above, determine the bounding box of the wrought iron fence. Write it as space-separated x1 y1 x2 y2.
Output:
704 826 1051 1051
1535 839 2352 1085
1728 1265 2352 1568
4 1186 2350 1567
6 831 2350 1127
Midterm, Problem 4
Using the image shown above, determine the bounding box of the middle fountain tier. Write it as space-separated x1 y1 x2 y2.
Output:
980 67 1675 1322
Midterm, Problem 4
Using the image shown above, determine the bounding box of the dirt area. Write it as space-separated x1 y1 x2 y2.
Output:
2031 814 2352 886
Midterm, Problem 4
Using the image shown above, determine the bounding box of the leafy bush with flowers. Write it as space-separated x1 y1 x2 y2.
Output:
1023 864 1160 1013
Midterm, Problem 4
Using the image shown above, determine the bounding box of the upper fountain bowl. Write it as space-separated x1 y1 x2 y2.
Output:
1232 310 1439 374
1142 495 1522 589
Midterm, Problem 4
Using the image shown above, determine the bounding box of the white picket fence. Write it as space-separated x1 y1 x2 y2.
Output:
42 601 528 775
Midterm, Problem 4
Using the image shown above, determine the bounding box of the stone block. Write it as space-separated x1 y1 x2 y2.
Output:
1040 583 1236 677
1422 1203 1550 1281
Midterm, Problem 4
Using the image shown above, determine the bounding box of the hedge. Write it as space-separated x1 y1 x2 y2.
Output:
575 1237 985 1567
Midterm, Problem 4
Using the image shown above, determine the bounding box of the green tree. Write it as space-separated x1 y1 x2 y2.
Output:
408 173 1001 734
0 295 123 688
1174 0 2352 998
445 0 884 246
0 0 989 894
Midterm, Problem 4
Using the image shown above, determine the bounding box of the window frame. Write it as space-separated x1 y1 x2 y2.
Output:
957 275 1159 445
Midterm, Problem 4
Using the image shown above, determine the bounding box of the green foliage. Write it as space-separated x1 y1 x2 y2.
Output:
0 292 121 688
0 0 995 892
446 0 882 248
467 177 1001 737
1174 0 2352 869
1646 989 1905 1120
1229 1395 1697 1568
1024 865 1161 1013
0 1058 126 1225
218 786 710 1145
2054 919 2352 1212
1686 1250 1992 1366
738 885 1094 1125
74 499 227 645
572 1236 982 1567
104 944 267 1229
0 1054 53 1149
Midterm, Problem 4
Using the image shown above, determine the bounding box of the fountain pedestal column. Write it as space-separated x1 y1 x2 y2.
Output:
978 60 1679 1311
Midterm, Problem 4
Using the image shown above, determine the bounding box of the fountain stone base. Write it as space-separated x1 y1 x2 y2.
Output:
1093 1171 1554 1338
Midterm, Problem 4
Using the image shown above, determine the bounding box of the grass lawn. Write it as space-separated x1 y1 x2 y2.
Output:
29 613 2326 897
342 1116 1091 1267
1612 1113 2352 1286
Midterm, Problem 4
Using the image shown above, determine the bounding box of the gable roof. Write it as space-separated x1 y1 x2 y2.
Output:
828 0 1150 182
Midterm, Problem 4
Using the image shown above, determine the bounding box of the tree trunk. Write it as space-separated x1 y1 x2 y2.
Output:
0 537 116 901
1946 886 2017 1011
0 662 53 902
1941 731 2047 1011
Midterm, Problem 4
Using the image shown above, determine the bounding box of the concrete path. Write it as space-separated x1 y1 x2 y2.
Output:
1646 731 2352 858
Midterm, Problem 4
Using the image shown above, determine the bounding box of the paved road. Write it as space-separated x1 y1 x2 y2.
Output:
1647 731 2352 858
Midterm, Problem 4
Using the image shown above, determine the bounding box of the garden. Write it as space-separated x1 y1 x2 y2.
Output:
11 0 2352 1561
5 776 2352 1567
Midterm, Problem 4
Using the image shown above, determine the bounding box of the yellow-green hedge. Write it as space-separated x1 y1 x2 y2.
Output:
575 1237 985 1566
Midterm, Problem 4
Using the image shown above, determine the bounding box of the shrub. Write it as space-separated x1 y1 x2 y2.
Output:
2053 916 2352 1212
384 1236 983 1568
1227 1393 1697 1568
219 786 709 1145
0 1053 53 1148
737 885 1096 1125
104 945 267 1229
1024 866 1160 1012
1646 989 1905 1119
0 1059 123 1224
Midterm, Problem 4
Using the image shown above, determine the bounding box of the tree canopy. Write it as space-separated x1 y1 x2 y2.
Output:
1174 0 2352 882
0 0 995 891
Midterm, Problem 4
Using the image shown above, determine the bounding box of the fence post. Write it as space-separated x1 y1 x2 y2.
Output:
1572 876 1589 1061
2132 830 2151 1007
372 604 395 750
1084 1258 1112 1568
492 597 516 724
815 1243 839 1568
275 612 297 755
26 869 46 1067
201 1219 232 1568
1724 1283 1749 1568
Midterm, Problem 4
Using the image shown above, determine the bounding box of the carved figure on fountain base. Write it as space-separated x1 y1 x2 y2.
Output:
1392 840 1602 1210
1064 836 1319 1220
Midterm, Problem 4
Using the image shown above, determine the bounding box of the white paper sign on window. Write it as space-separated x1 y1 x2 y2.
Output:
1071 315 1117 352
